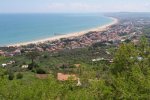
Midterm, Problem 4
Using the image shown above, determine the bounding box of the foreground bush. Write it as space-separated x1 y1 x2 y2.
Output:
16 73 23 79
8 72 14 80
36 68 46 74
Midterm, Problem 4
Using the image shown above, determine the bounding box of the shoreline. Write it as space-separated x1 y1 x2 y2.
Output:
8 17 118 47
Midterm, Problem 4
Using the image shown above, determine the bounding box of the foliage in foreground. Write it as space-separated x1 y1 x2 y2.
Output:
0 37 150 100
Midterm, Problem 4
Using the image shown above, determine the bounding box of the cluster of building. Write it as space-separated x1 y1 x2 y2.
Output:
1 60 15 67
1 17 149 84
0 17 149 57
0 49 21 57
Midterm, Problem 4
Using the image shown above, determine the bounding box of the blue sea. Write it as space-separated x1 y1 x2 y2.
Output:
0 13 113 46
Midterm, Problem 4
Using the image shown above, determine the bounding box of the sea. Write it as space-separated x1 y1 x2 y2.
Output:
0 13 113 46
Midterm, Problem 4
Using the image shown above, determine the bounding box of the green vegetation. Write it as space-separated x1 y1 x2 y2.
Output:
16 73 23 79
0 37 150 99
143 26 150 41
36 68 47 74
8 71 14 80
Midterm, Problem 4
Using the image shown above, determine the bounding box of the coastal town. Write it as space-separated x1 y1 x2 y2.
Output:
0 1 150 98
0 16 149 57
0 15 150 75
1 0 150 98
0 15 150 83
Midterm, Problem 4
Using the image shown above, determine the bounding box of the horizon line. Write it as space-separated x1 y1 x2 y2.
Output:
0 11 150 14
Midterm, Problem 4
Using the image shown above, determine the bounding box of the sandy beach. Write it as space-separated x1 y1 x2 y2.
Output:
9 17 118 47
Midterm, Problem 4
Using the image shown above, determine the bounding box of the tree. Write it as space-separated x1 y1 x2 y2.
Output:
112 43 137 74
26 51 40 66
111 37 150 99
8 72 14 80
0 68 5 79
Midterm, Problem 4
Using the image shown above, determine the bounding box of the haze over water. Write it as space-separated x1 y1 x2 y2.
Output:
0 13 113 46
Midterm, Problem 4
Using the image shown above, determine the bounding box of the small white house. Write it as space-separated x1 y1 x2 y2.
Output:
7 60 15 65
77 78 82 86
106 51 110 55
2 63 7 67
92 58 104 62
22 65 29 68
137 57 143 61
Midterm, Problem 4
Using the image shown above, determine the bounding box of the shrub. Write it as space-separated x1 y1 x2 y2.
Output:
43 55 48 59
8 72 14 80
31 69 36 73
28 63 39 70
36 68 46 74
16 73 23 79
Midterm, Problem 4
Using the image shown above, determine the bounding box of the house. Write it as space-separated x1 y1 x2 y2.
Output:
76 78 82 86
7 61 15 65
106 51 110 55
22 65 29 68
13 49 21 55
4 53 14 57
137 57 143 61
132 39 139 45
57 73 77 81
109 59 114 63
0 50 5 56
2 63 7 67
36 47 44 52
74 64 81 68
92 58 104 62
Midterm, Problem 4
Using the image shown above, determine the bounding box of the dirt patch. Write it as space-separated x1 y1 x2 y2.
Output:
35 74 48 79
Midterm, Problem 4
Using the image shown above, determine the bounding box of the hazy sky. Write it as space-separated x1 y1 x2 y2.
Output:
0 0 150 13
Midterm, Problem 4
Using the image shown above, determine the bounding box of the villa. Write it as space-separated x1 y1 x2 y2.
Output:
2 63 7 67
57 73 77 81
22 65 29 68
74 64 81 68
